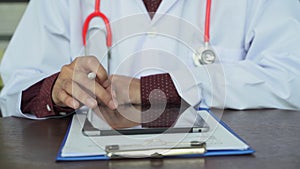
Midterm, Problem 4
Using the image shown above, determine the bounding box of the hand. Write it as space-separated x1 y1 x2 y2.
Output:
52 56 117 110
107 75 141 105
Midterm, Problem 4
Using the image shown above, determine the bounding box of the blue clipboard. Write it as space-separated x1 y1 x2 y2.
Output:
56 108 254 161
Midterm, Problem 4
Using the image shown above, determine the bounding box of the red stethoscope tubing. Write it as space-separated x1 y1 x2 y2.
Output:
82 0 212 48
82 0 112 48
204 0 211 43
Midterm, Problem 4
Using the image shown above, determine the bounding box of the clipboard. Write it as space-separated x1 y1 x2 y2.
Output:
56 106 254 161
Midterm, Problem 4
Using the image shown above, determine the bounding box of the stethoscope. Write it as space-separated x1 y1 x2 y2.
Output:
82 0 216 66
193 0 216 65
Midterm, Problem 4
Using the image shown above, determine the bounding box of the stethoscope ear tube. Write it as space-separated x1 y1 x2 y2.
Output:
82 0 112 48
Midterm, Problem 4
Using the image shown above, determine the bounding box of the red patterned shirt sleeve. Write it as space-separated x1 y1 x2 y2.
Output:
21 73 74 118
141 73 181 107
140 73 182 127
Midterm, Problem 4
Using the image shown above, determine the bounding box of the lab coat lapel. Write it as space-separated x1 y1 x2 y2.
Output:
151 0 179 24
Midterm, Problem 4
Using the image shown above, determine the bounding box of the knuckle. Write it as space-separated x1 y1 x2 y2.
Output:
73 57 81 63
61 65 68 72
109 75 119 85
60 65 72 75
73 56 87 69
86 56 98 65
109 75 115 81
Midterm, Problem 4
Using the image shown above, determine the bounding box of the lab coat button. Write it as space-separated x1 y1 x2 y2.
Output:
148 30 157 37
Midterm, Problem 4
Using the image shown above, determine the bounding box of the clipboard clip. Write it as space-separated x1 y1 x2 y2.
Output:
105 141 206 159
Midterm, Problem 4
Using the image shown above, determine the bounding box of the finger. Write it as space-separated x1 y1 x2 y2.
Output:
72 72 117 109
62 79 98 108
106 86 118 107
69 56 114 109
94 84 118 110
105 85 117 100
98 106 119 128
56 90 80 109
91 106 118 129
95 64 109 84
102 79 110 89
107 75 120 105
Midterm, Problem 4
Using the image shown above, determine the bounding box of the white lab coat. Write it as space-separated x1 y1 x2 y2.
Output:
1 0 300 118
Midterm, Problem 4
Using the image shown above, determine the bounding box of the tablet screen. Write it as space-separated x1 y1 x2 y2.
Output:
82 102 209 136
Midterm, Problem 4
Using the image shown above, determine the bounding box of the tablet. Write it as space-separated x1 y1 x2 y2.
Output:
82 102 209 136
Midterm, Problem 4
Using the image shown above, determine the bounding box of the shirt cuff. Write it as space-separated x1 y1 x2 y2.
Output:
21 73 74 118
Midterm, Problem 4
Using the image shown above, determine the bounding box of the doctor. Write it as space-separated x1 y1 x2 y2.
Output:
0 0 300 118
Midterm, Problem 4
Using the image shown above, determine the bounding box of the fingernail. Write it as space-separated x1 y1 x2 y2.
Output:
87 98 97 108
109 100 118 109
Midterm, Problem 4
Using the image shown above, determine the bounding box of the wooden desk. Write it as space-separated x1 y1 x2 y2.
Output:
0 109 299 169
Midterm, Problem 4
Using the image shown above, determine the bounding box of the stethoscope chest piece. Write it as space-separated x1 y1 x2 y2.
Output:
193 45 216 66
